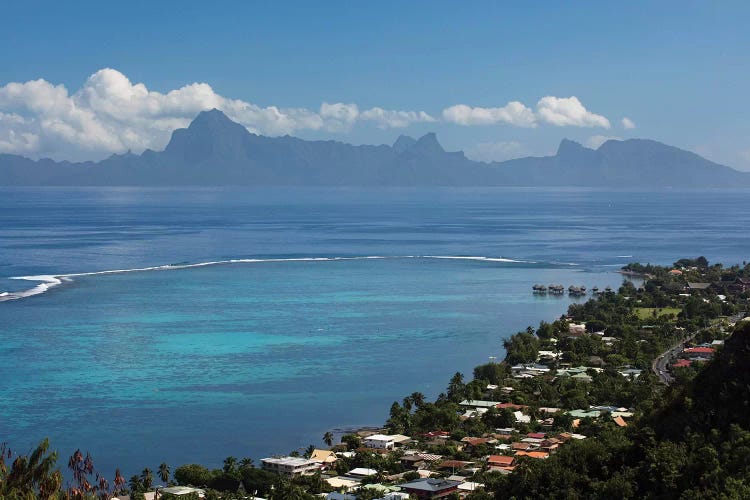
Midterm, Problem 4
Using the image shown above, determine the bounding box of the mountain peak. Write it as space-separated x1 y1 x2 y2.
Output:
188 108 238 130
410 132 445 155
556 138 588 156
393 135 417 154
165 108 251 159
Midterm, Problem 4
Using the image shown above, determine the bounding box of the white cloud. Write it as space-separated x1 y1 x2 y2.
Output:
0 68 434 160
536 96 610 128
621 117 636 129
442 102 537 127
442 96 611 129
585 135 622 149
465 141 527 162
360 107 435 128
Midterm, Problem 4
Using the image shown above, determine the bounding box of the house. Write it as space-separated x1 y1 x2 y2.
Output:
541 438 561 453
618 368 642 379
438 460 474 471
347 468 378 478
613 416 628 427
683 346 715 357
497 402 528 411
672 359 692 368
459 400 502 409
398 478 462 499
363 434 397 450
457 481 485 494
687 282 712 290
156 486 206 497
461 437 495 449
514 450 550 459
326 494 357 500
568 323 587 336
487 455 515 470
511 442 534 452
568 409 601 419
309 449 337 466
571 372 593 383
261 456 320 477
513 411 531 423
325 477 361 490
401 454 427 469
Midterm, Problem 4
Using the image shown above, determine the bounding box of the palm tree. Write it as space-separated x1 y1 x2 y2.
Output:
303 444 315 458
322 431 334 448
239 457 254 469
141 467 154 491
129 475 143 493
223 456 238 475
158 462 170 485
0 439 63 499
410 391 426 408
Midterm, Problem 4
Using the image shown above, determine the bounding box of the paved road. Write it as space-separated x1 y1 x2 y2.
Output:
651 313 745 385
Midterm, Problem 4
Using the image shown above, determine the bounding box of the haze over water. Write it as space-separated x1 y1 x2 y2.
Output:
1 186 749 477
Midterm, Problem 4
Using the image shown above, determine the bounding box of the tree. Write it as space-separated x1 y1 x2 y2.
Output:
341 434 361 451
503 332 540 365
141 467 154 491
410 391 426 408
0 438 63 499
239 457 254 469
129 475 144 493
322 431 334 447
158 462 170 485
222 456 238 475
446 372 466 402
174 464 212 487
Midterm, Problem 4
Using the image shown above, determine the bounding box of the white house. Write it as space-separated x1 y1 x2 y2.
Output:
363 434 396 450
261 456 320 477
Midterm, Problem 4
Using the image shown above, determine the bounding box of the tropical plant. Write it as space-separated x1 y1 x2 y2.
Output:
0 438 63 499
158 462 170 485
141 467 154 490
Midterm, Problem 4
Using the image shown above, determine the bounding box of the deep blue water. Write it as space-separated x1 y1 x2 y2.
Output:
1 187 749 479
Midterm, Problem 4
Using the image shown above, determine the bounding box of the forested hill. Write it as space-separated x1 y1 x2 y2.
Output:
487 320 750 499
2 109 749 187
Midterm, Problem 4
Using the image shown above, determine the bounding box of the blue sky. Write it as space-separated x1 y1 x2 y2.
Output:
2 1 750 168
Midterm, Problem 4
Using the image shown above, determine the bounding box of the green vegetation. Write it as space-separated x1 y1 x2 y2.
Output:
634 307 682 320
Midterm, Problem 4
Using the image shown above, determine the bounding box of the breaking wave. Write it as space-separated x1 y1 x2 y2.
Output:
0 255 531 302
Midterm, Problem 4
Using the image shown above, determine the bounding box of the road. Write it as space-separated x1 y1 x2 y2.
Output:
651 313 745 385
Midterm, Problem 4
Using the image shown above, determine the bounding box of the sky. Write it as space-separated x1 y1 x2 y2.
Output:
2 1 750 169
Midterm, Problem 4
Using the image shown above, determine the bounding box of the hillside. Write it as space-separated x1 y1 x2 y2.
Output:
1 109 748 187
486 320 750 499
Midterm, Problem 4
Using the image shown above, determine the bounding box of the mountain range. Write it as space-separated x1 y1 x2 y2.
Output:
1 109 747 187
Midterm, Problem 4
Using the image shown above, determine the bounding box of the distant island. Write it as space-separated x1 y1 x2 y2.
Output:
1 109 749 188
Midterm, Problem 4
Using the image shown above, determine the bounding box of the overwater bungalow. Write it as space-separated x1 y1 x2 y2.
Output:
568 286 586 297
549 284 565 295
592 286 601 295
532 284 548 294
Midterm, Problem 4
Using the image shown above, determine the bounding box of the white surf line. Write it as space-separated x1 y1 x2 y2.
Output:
0 254 530 303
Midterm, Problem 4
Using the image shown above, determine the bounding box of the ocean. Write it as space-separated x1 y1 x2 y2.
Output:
1 187 749 479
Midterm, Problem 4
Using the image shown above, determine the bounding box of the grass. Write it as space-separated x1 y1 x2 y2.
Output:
635 307 682 320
